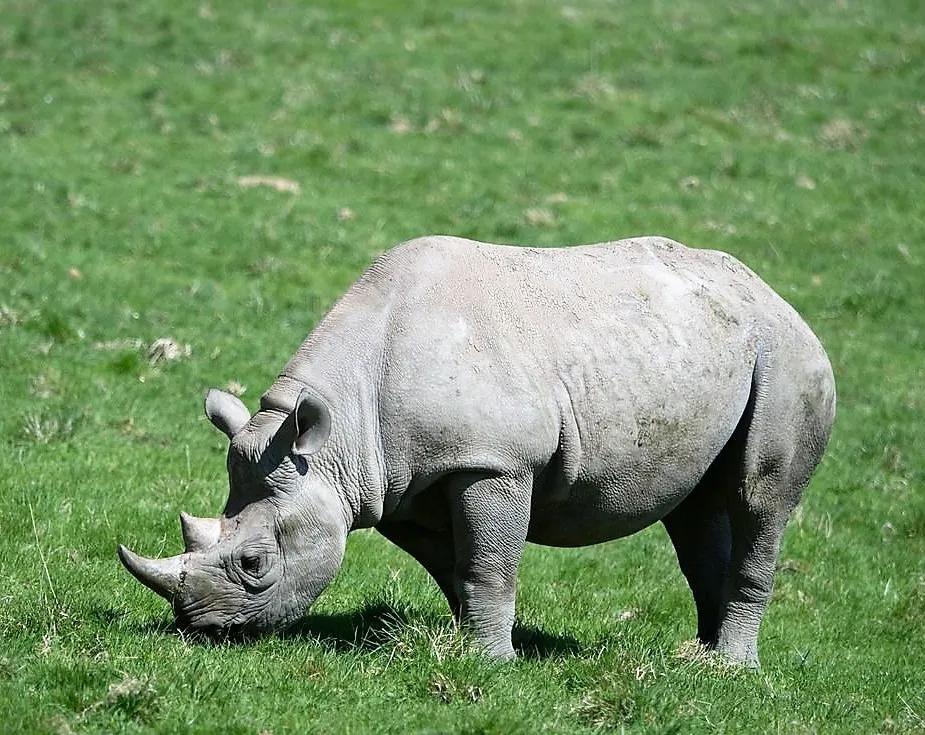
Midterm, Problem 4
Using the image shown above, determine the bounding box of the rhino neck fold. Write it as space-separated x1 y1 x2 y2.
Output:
266 370 386 531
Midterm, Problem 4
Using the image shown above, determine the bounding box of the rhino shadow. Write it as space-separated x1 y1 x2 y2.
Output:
281 601 410 652
125 601 581 658
284 601 583 658
512 625 582 659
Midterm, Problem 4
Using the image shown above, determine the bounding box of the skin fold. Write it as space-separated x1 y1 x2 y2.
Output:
119 235 836 667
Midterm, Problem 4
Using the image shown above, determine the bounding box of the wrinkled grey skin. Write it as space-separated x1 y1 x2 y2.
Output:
119 235 835 667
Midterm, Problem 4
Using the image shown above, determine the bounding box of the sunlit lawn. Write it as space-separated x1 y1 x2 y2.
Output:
1 0 923 732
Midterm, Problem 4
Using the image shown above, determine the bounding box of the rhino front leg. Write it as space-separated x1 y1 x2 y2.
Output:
376 520 459 617
447 472 532 659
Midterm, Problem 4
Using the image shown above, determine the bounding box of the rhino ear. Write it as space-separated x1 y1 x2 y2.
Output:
292 387 331 456
204 389 251 439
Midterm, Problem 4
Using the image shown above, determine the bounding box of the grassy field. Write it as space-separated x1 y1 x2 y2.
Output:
1 0 923 732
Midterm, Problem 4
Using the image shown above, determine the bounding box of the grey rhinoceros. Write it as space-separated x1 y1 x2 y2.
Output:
119 235 835 666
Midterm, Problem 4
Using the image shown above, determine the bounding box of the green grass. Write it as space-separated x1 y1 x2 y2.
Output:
1 0 923 732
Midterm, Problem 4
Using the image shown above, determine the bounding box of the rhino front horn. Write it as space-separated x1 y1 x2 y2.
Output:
117 545 184 600
179 512 221 552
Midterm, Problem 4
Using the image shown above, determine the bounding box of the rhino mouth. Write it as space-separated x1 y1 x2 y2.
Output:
173 610 272 643
171 588 280 643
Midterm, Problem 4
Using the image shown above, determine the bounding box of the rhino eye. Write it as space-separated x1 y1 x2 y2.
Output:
232 542 278 591
240 553 261 574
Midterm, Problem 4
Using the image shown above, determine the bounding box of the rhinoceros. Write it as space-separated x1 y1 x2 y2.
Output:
118 235 835 666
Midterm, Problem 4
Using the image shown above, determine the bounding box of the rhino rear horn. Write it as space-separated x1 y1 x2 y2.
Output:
179 512 221 552
204 388 251 439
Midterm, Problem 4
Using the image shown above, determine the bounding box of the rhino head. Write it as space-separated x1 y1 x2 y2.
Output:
118 386 348 639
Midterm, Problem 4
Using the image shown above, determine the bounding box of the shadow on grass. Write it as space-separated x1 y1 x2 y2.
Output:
513 624 582 659
125 600 582 659
282 601 410 652
137 619 180 636
90 604 177 637
286 602 583 659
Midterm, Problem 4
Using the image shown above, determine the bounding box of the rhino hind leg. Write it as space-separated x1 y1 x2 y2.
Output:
376 520 460 617
663 481 732 647
712 349 836 668
662 379 770 649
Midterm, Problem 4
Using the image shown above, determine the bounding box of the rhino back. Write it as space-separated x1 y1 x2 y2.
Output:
366 237 814 529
